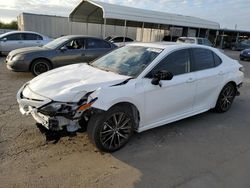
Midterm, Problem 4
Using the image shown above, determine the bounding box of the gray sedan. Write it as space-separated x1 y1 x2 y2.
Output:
6 35 116 75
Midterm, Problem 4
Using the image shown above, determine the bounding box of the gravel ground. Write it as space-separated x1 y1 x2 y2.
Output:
0 50 250 188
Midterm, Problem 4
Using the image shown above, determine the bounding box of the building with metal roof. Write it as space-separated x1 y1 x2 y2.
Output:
69 0 220 38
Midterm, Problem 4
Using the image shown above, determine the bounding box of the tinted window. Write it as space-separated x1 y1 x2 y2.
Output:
64 38 85 50
213 53 222 66
112 37 123 43
125 37 133 42
5 34 22 40
149 49 190 76
23 33 43 40
193 48 215 71
86 38 111 49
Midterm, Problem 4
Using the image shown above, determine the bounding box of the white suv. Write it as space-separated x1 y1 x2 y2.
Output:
17 43 244 152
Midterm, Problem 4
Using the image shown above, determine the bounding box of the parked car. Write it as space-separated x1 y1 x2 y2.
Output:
17 43 244 152
240 48 250 61
231 40 250 51
6 35 116 75
0 31 52 55
177 37 213 47
105 36 134 47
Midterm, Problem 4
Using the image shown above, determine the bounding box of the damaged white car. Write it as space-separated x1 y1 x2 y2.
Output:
17 43 244 152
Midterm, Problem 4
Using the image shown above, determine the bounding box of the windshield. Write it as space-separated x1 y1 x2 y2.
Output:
90 45 163 77
44 36 69 49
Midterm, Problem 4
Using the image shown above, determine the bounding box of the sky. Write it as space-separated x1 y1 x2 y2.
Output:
0 0 249 31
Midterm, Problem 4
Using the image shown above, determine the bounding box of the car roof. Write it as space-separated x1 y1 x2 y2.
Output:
59 35 107 40
0 31 43 36
128 42 215 51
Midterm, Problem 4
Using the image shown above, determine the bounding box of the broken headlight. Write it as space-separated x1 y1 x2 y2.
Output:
38 102 79 117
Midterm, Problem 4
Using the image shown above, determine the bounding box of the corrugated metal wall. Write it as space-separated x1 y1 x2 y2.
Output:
18 13 137 39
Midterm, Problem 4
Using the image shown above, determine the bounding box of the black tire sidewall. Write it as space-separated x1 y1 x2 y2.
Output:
87 105 135 152
31 59 51 76
215 83 236 113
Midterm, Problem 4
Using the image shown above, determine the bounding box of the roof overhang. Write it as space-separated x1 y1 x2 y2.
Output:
69 0 220 30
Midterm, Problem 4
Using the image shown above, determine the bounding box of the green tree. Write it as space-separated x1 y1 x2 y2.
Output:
0 21 18 30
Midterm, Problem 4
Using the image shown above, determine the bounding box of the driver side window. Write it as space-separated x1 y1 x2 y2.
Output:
64 38 85 50
147 49 191 78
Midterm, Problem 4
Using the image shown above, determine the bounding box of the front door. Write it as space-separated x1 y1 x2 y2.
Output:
2 33 23 52
53 38 86 67
142 49 196 128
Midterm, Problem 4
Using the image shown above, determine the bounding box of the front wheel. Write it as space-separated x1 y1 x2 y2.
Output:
214 83 236 113
87 105 135 152
31 59 51 76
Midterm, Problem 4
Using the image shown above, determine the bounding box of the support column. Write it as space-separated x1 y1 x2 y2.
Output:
170 26 173 41
157 24 160 42
123 20 127 43
236 32 240 43
149 28 152 42
141 22 144 42
102 18 106 39
86 23 88 35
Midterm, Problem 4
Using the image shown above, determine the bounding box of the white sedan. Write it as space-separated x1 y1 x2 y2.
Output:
17 43 244 152
0 31 52 55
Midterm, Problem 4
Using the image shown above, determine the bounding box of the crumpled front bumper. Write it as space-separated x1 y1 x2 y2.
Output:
17 84 81 131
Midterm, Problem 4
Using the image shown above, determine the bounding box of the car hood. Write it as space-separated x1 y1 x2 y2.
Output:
8 46 48 56
27 64 131 102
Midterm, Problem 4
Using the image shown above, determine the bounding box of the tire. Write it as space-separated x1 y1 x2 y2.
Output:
214 83 236 113
240 57 244 61
31 59 52 76
87 105 135 152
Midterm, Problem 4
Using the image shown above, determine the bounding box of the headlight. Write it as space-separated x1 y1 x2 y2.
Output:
39 102 79 116
12 54 25 61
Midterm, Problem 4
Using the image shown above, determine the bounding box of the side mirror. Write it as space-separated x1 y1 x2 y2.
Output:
151 70 173 86
60 46 67 52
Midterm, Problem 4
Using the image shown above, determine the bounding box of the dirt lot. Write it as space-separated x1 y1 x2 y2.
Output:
1 50 250 188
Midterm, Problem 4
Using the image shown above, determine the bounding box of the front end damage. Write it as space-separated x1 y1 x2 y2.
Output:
17 84 100 132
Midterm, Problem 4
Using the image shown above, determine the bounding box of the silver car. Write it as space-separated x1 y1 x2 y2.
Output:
6 35 117 76
0 31 52 55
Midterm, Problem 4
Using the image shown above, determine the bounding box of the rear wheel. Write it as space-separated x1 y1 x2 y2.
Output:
87 105 135 152
31 59 51 76
214 83 236 113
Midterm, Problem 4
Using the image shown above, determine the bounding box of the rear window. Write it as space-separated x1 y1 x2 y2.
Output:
86 38 111 49
23 33 43 40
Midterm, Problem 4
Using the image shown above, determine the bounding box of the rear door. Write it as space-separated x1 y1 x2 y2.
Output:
84 38 113 62
191 48 223 111
22 33 43 47
1 33 23 52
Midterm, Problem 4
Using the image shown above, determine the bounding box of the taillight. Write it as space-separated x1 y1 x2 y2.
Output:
239 67 245 73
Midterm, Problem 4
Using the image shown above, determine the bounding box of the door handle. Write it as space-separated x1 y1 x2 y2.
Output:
186 78 195 83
